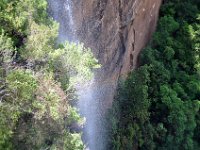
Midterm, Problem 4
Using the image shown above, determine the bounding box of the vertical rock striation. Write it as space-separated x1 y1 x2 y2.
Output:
72 0 162 149
73 0 162 109
48 0 162 149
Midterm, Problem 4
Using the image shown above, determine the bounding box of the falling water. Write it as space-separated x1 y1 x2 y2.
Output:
48 0 107 149
48 0 76 42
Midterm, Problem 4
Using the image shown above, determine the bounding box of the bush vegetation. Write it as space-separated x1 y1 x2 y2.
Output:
0 0 98 149
108 0 200 149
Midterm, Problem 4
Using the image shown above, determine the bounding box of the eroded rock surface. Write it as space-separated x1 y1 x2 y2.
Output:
48 0 162 149
73 0 162 108
73 1 162 149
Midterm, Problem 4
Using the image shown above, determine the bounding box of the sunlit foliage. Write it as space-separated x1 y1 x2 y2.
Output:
109 0 200 149
0 0 99 149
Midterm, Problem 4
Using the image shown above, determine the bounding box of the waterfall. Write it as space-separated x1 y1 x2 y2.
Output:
48 1 107 149
48 0 76 42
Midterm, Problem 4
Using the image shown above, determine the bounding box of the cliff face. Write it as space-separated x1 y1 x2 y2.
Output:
73 0 162 107
48 1 162 149
48 0 162 112
73 2 162 147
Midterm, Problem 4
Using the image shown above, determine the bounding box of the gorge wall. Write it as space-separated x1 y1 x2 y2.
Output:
73 1 162 149
48 0 162 149
73 0 162 108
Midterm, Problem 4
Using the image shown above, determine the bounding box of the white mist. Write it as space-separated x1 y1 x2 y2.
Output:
48 0 106 149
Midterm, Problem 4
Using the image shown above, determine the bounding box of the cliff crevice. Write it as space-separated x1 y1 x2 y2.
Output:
72 0 162 108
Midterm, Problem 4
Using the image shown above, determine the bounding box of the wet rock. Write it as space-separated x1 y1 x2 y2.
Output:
73 0 162 108
73 1 162 149
48 1 162 149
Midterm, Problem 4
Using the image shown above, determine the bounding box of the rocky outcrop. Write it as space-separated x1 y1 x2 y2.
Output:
48 1 162 149
73 1 162 149
73 0 162 107
48 0 162 111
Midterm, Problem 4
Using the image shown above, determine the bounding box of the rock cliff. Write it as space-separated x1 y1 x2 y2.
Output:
48 0 162 149
73 0 162 108
73 1 162 149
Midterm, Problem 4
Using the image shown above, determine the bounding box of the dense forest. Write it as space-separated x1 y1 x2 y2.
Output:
0 0 99 149
108 0 200 149
1 0 200 150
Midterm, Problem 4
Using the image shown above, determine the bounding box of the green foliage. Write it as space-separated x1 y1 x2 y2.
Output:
0 70 37 149
109 0 200 149
0 104 14 150
62 132 84 150
0 0 51 47
7 70 37 105
108 66 151 150
0 0 99 149
23 21 58 61
49 42 100 89
0 30 14 64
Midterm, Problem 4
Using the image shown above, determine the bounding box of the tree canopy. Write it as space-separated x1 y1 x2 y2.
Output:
0 0 99 149
108 0 200 149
